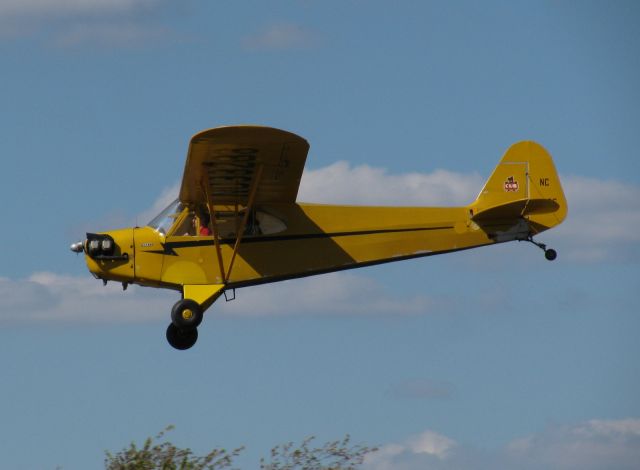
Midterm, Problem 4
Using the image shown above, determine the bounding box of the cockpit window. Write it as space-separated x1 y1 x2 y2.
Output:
147 199 184 235
211 209 287 238
255 210 287 235
148 199 288 238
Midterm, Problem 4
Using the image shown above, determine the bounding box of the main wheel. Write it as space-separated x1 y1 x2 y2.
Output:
545 249 557 261
171 299 203 329
166 323 198 350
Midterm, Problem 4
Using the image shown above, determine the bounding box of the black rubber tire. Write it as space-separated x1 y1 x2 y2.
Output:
171 299 203 329
545 249 557 261
166 323 198 350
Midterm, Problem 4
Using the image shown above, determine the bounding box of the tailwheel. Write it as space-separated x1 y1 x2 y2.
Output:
166 323 198 350
544 248 557 261
171 299 203 329
524 236 557 261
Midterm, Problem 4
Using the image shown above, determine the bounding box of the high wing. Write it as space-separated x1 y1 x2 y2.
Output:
179 125 310 207
178 125 309 284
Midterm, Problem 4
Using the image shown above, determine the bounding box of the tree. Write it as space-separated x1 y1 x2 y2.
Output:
105 427 377 470
104 426 243 470
260 435 377 470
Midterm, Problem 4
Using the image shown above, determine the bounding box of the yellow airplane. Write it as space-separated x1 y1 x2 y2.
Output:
70 125 567 350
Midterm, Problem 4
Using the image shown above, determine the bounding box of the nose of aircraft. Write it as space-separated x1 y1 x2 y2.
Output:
72 228 135 284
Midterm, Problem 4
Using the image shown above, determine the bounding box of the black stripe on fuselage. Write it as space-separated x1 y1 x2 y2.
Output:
142 226 453 256
225 241 498 290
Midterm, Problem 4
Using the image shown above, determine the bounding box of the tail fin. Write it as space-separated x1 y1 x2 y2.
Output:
469 141 567 239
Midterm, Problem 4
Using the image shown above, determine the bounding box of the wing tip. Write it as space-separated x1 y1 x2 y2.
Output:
190 125 309 146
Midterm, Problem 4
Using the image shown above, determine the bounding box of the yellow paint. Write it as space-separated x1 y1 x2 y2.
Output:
82 127 567 316
182 284 225 310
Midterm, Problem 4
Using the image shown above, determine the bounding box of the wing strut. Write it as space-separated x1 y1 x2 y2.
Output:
225 164 264 281
201 164 264 284
202 182 226 283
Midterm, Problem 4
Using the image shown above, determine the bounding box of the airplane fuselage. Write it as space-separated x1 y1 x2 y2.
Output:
85 202 496 293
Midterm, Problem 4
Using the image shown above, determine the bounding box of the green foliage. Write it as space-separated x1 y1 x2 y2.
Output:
105 427 377 470
104 426 243 470
260 435 378 470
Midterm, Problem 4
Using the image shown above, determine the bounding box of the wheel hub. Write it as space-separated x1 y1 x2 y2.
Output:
181 309 194 321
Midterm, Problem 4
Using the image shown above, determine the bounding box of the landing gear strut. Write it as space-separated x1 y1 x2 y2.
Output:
166 299 204 350
524 236 557 261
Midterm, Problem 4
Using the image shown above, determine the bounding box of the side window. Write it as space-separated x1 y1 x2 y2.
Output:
174 211 196 236
210 209 286 238
255 211 286 235
173 209 213 237
214 211 239 238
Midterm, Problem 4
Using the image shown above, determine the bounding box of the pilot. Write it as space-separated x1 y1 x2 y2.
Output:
181 212 196 236
196 212 212 236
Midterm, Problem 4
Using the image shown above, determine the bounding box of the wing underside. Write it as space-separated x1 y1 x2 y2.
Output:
179 125 309 207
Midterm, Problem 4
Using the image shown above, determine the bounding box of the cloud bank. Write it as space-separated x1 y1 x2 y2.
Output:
300 162 483 206
53 21 170 48
0 272 174 325
0 0 170 46
0 0 159 18
365 418 640 470
0 271 432 325
551 175 640 261
2 6 315 50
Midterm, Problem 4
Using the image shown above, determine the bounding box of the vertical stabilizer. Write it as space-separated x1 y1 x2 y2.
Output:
470 141 567 236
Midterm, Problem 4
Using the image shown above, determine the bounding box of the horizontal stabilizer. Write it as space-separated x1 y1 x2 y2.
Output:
471 198 560 223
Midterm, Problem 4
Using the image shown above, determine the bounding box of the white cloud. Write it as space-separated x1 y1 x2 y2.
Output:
0 272 175 325
137 182 179 225
503 419 640 470
407 431 456 459
299 161 483 206
0 0 171 46
54 21 170 48
364 419 640 470
0 0 159 18
365 430 457 470
576 418 640 437
549 176 640 261
219 272 434 317
0 270 433 324
242 22 317 50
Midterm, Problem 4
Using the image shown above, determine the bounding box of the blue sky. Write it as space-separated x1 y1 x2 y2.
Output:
1 1 639 469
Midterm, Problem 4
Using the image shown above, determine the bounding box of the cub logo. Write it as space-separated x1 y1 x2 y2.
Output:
504 176 519 192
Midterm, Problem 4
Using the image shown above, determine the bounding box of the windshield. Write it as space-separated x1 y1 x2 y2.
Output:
147 199 184 235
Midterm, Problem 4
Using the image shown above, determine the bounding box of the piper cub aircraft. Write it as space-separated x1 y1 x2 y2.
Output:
71 126 567 350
